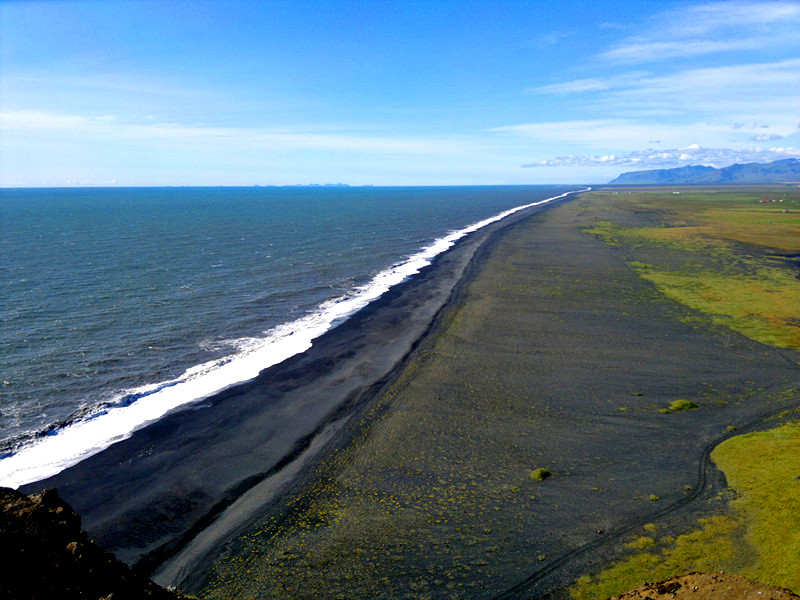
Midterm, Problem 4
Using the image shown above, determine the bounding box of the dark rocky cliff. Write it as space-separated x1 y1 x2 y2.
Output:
0 486 193 600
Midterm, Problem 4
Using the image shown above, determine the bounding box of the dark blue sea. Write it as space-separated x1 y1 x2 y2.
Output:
0 185 579 486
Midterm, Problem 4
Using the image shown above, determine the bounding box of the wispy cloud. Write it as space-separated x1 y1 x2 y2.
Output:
494 113 800 169
7 72 214 99
518 2 800 175
658 0 800 35
527 59 800 128
493 119 663 145
0 110 120 129
526 72 650 96
598 1 800 65
601 59 800 118
533 59 799 98
527 78 611 95
600 38 767 65
523 145 800 168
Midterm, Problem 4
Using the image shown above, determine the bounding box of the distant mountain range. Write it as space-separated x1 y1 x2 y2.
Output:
608 158 800 185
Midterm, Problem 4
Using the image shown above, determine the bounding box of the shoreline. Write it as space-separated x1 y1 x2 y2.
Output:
21 192 578 575
2 187 582 490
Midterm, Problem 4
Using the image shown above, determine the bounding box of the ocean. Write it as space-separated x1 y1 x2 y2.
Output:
0 185 580 487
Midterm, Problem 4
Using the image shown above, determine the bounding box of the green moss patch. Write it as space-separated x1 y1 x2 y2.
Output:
626 536 656 550
570 515 746 600
660 399 699 414
529 468 552 482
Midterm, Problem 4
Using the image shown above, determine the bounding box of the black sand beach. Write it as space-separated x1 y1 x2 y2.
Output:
193 191 797 599
21 195 573 578
24 191 800 599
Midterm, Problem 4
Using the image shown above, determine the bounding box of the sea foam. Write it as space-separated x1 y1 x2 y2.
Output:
0 188 586 488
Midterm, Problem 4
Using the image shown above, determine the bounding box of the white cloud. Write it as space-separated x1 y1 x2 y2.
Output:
533 59 799 101
0 110 95 129
598 1 800 65
660 0 800 35
526 72 651 96
523 145 800 168
603 60 800 119
6 72 225 102
600 38 767 65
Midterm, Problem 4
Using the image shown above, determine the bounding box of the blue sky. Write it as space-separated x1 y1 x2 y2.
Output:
1 0 798 186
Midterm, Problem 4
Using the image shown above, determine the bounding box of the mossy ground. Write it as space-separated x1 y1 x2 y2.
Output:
570 419 800 599
582 187 800 349
570 187 800 599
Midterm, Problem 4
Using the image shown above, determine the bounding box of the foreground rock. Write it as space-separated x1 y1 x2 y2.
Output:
611 572 800 600
0 486 192 600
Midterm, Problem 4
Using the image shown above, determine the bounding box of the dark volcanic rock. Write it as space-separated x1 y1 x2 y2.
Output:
0 486 192 600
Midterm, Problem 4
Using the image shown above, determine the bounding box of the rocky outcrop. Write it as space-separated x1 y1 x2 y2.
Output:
0 486 192 600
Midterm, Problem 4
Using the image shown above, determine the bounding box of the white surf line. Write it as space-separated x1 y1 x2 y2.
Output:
0 187 589 489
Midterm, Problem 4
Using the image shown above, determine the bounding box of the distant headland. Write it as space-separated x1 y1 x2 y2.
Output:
609 157 800 185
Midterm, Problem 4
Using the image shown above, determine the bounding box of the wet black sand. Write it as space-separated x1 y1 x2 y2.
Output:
21 195 572 577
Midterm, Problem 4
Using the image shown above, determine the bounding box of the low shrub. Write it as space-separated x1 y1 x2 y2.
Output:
530 468 552 481
670 399 699 411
